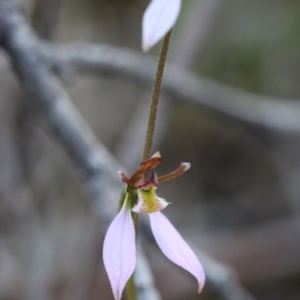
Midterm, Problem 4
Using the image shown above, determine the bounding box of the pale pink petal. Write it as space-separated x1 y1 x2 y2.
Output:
103 199 136 300
149 212 205 292
142 0 181 52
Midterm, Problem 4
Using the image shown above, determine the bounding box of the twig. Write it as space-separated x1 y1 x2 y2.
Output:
43 43 300 133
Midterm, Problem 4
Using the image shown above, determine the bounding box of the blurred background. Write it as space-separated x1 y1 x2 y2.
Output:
1 0 300 299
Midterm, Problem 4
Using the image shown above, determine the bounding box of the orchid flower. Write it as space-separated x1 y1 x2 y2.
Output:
142 0 182 52
103 152 205 300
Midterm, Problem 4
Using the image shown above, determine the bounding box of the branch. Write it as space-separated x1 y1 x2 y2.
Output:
44 42 300 133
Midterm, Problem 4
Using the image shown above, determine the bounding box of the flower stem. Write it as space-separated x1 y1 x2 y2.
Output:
126 30 172 300
125 275 137 300
142 29 172 161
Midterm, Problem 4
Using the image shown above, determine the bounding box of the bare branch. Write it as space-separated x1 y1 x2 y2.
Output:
44 42 300 133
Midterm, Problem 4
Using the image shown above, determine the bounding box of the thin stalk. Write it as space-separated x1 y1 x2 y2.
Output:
126 30 173 300
125 275 138 300
142 30 172 161
125 211 139 300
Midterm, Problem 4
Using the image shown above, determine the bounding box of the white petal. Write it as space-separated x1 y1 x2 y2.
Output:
181 162 191 171
132 192 146 214
156 197 169 211
142 0 181 51
149 212 205 292
132 189 170 214
103 198 136 300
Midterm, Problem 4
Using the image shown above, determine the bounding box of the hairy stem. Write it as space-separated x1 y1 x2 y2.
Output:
142 30 172 161
125 31 173 300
